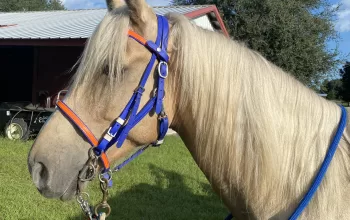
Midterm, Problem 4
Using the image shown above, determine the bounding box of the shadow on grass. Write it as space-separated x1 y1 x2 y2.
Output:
73 164 228 220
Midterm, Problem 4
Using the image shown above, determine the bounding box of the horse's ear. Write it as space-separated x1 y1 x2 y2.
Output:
125 0 156 30
106 0 125 11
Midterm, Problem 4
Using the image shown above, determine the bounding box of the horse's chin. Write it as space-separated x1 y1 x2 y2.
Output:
59 182 78 201
59 179 88 201
59 160 98 201
60 190 77 201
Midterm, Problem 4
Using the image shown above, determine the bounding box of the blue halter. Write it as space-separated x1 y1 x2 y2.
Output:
93 14 169 161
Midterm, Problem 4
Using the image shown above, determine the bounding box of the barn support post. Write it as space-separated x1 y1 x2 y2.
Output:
32 47 39 105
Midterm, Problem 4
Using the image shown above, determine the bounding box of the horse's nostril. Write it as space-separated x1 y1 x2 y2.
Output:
32 162 49 190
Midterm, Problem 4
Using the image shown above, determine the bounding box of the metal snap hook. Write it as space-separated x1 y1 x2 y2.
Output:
94 203 111 218
94 177 111 218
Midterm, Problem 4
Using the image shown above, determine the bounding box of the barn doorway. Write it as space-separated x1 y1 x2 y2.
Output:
0 46 34 103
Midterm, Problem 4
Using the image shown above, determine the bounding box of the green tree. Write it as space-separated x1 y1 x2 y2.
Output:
320 79 343 100
171 0 341 87
0 0 65 12
46 0 65 10
340 61 350 102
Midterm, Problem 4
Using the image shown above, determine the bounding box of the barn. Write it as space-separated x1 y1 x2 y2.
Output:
0 5 228 139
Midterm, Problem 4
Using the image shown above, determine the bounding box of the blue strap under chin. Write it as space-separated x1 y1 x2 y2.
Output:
94 15 169 158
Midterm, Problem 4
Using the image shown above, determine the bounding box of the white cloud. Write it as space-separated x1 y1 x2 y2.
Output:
336 0 350 32
62 0 170 10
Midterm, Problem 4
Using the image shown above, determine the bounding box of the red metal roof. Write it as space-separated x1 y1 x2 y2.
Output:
185 5 228 37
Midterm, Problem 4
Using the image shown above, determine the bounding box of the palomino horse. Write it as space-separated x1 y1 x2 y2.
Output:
27 0 350 219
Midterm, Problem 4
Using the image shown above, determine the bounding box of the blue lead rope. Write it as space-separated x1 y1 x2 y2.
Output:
225 105 347 220
289 105 347 219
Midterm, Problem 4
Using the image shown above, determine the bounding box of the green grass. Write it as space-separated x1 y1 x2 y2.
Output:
0 136 228 220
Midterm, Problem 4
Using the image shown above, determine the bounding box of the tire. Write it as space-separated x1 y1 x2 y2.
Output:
4 118 30 141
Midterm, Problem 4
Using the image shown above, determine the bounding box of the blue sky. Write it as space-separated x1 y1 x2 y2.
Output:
329 0 350 72
60 0 171 9
62 0 350 71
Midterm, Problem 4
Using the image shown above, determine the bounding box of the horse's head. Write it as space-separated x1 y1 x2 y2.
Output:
27 0 177 201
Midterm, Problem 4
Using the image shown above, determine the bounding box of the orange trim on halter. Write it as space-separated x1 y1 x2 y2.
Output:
128 30 147 45
100 153 110 169
56 100 99 146
56 100 111 170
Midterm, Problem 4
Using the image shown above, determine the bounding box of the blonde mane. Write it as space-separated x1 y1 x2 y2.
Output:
68 9 350 219
166 13 350 218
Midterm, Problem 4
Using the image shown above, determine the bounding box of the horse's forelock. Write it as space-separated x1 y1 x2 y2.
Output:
69 8 130 110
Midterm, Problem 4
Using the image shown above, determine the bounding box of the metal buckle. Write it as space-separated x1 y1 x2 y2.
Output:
156 139 164 145
104 128 116 142
106 127 117 138
56 89 68 104
158 61 168 79
134 86 145 94
153 88 166 100
158 110 167 119
153 88 158 97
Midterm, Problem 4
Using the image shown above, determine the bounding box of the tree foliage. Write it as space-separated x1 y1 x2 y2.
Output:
171 0 341 86
320 78 343 100
340 61 350 102
0 0 65 12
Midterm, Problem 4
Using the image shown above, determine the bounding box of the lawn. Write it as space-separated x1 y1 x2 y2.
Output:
0 135 228 220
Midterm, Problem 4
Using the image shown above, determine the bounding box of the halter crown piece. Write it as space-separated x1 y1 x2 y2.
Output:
56 15 170 219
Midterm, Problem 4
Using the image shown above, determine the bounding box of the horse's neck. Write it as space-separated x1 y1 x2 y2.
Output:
172 57 350 218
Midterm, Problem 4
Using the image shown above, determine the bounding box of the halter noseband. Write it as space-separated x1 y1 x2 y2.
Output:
56 14 169 177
